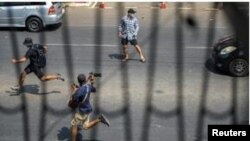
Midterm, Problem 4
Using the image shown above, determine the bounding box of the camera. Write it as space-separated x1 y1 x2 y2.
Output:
89 72 102 77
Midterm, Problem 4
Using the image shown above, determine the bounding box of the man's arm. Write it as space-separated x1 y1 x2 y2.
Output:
134 19 139 36
43 45 48 54
70 83 78 95
118 18 124 37
12 56 27 64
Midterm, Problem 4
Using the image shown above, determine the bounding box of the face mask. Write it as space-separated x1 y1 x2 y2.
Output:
129 14 135 18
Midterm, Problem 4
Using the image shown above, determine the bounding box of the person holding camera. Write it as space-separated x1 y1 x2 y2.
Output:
11 37 65 91
70 73 110 141
118 8 146 63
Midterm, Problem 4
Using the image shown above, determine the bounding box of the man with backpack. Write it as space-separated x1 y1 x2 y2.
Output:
11 37 65 91
70 73 110 141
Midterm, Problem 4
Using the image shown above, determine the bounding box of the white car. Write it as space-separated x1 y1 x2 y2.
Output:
0 2 65 32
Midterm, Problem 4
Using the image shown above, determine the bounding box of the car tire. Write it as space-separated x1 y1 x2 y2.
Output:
229 58 249 77
26 17 43 32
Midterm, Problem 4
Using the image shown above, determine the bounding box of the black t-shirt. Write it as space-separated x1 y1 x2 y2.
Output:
25 48 38 65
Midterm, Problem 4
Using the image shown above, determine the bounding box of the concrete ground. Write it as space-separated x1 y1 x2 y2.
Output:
0 2 248 141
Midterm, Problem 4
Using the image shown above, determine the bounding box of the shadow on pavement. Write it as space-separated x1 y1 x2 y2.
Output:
108 54 124 60
46 23 62 32
57 127 101 141
0 23 62 32
6 84 61 96
0 27 26 32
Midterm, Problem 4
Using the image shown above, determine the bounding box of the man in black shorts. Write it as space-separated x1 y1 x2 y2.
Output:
118 8 146 62
11 38 64 91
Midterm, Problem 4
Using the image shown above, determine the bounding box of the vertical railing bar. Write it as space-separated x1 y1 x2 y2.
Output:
195 3 217 141
7 8 30 141
140 2 160 141
175 3 185 141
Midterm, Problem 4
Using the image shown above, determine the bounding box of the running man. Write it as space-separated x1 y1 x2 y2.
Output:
70 74 110 141
11 37 64 91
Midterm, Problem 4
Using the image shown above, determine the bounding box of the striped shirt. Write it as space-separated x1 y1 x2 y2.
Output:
118 15 140 40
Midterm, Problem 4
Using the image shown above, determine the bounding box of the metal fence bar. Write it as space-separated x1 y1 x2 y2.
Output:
90 7 104 140
140 3 161 141
7 8 30 141
175 3 185 141
195 3 219 141
1 2 248 141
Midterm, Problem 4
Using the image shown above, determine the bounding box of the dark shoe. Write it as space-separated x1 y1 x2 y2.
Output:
77 125 83 131
57 74 65 81
99 114 110 127
58 77 65 81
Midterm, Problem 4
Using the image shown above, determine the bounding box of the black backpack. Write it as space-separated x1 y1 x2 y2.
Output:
32 44 46 68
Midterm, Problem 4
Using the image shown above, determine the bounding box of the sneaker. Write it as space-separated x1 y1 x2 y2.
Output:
57 74 65 81
58 77 65 81
140 57 146 63
122 57 129 62
11 85 20 91
99 114 110 127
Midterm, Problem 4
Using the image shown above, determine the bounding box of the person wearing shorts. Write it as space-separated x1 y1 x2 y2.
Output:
118 8 146 63
11 37 64 91
70 74 110 141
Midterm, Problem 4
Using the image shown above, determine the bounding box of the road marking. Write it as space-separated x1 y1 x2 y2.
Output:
64 24 228 29
186 46 211 49
47 44 211 50
47 43 118 47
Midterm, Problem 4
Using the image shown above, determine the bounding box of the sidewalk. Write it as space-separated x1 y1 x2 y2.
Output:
66 2 220 11
63 3 226 28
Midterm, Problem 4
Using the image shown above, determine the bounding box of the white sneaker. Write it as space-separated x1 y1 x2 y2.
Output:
11 85 20 91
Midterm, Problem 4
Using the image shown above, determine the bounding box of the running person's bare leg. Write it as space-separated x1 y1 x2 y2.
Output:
82 118 101 129
19 71 27 87
40 74 64 81
71 126 78 141
83 114 110 129
134 45 146 62
122 45 129 62
71 114 110 141
11 71 27 90
71 119 103 141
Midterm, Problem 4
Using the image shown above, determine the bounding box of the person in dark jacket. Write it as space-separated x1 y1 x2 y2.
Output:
11 37 64 91
70 74 110 141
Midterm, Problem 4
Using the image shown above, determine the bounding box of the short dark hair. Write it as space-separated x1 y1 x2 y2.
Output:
128 8 136 14
23 37 33 47
77 74 86 86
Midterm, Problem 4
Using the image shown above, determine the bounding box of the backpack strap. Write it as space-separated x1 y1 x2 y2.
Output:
78 84 90 106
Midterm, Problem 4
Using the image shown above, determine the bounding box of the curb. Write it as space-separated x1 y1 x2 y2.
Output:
64 2 220 11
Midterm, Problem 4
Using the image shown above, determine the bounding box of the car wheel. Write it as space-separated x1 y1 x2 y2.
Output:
229 58 249 77
26 17 43 32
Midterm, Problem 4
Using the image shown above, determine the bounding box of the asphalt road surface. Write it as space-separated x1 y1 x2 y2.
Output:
0 4 248 141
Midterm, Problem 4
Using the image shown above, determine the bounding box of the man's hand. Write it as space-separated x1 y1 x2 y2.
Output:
70 83 78 94
12 59 17 64
88 74 95 85
43 45 48 54
11 57 27 64
118 32 123 38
